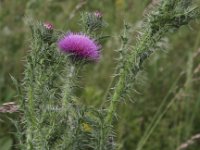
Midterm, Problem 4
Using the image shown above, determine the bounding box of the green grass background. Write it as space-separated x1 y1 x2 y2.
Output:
0 0 200 149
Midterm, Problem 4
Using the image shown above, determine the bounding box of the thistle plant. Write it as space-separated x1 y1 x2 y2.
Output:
15 0 200 150
104 0 200 131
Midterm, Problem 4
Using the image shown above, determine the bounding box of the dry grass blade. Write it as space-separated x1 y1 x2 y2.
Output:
69 0 87 20
0 102 19 113
143 0 160 15
193 48 200 58
176 134 200 150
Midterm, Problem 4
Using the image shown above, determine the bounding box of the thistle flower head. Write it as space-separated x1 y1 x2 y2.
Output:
58 33 100 61
43 22 54 30
94 11 103 19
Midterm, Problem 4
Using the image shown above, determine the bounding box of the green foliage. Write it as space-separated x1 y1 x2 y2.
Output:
1 0 200 150
105 0 200 125
0 136 13 150
17 13 115 149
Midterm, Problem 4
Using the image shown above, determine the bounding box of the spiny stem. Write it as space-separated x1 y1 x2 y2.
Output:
62 65 75 110
105 29 154 125
105 70 126 124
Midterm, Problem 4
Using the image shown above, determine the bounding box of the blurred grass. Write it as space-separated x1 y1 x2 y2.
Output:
0 0 200 150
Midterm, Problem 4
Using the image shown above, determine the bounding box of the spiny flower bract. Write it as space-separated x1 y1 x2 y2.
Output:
58 33 100 61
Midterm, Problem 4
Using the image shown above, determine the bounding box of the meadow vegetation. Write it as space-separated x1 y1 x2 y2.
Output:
0 0 200 150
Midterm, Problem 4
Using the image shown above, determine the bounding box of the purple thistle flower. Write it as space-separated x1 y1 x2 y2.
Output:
58 33 100 61
94 11 103 19
43 22 54 30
